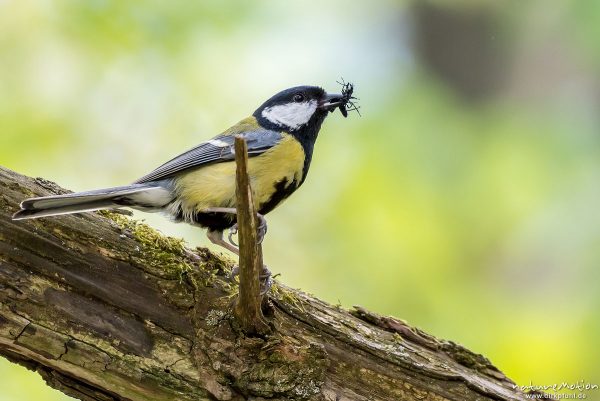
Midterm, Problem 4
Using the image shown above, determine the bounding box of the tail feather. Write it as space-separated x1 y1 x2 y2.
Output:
12 184 173 220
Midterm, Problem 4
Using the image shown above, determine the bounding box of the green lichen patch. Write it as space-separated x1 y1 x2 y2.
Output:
100 210 241 296
392 332 404 344
190 247 238 292
0 194 11 211
205 309 228 327
0 177 35 198
439 340 510 382
236 341 328 400
193 247 234 276
99 211 194 281
270 282 305 313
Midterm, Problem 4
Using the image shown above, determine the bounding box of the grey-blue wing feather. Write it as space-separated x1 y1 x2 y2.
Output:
134 129 282 184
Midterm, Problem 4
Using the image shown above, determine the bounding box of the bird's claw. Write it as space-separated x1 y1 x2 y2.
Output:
257 214 268 244
228 224 239 247
259 266 272 295
229 264 239 279
227 214 268 246
228 264 272 295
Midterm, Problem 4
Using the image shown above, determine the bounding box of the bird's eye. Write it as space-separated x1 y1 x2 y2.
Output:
293 94 305 102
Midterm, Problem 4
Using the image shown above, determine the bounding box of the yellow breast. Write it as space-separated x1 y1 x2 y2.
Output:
173 134 305 219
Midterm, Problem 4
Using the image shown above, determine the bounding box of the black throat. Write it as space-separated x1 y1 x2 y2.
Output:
254 109 328 184
293 110 328 183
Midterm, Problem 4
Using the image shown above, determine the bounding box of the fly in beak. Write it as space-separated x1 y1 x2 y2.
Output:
319 82 358 118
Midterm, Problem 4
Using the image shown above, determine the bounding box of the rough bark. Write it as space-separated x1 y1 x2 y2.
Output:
0 165 530 401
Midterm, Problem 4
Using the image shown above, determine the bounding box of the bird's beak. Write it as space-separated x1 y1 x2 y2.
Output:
318 93 345 112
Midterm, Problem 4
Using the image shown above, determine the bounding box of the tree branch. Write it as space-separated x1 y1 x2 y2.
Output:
0 165 532 401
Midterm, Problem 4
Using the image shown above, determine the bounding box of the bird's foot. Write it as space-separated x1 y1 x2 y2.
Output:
228 264 272 295
207 229 239 255
260 266 273 295
229 264 239 280
228 224 239 247
227 213 268 246
257 214 268 244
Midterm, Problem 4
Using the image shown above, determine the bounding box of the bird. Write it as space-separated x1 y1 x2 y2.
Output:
12 84 356 256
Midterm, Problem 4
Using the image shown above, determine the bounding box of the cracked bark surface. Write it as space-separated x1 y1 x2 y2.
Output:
0 165 531 401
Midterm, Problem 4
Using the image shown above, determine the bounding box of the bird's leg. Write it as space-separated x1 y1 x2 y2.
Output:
203 207 268 245
204 207 270 293
206 229 239 255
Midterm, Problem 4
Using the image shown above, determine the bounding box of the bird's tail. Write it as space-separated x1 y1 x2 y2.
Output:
12 183 173 220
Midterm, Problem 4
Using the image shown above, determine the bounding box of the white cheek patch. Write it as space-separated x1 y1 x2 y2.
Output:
261 100 317 130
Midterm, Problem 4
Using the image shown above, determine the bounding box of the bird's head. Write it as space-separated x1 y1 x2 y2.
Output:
253 85 354 133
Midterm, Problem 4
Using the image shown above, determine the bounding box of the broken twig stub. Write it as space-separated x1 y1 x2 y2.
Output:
232 135 270 335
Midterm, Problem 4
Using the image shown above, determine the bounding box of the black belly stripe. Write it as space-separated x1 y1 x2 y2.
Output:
258 177 299 215
173 207 236 231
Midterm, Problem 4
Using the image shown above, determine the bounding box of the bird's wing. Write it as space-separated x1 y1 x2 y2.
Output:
134 128 283 184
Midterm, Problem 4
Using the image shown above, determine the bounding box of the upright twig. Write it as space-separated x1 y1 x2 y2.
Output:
232 135 270 334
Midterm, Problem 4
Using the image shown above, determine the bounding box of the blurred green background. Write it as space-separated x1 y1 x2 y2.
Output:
2 1 600 400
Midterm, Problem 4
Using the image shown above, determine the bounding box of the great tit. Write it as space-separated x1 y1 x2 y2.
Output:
13 85 353 254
